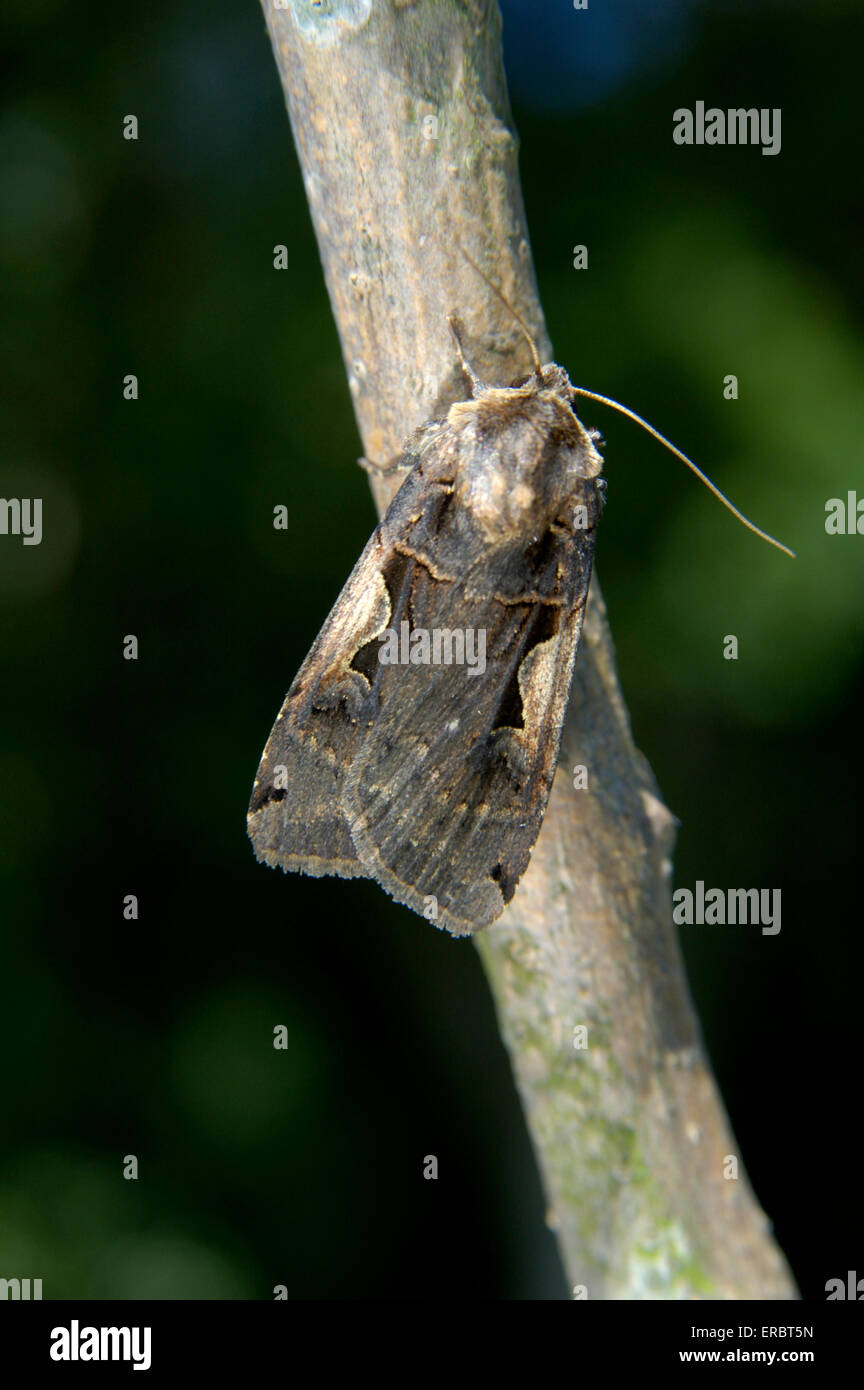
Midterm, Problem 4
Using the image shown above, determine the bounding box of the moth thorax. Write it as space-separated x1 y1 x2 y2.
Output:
457 464 544 541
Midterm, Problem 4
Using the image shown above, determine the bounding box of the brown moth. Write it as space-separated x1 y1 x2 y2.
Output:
247 316 792 936
248 320 604 935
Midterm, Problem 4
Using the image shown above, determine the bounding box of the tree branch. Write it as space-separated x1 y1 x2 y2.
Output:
259 0 796 1298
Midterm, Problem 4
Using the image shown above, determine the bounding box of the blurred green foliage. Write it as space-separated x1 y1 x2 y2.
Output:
1 0 861 1299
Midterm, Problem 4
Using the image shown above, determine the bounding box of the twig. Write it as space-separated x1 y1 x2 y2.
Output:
258 0 796 1298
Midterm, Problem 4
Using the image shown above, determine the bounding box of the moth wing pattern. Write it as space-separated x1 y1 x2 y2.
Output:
247 430 451 882
341 481 599 935
246 530 388 882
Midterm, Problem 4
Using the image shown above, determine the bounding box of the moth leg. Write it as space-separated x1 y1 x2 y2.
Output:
358 454 410 479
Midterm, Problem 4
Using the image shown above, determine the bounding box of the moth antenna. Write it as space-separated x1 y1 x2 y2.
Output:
447 315 484 396
455 243 543 380
571 388 796 559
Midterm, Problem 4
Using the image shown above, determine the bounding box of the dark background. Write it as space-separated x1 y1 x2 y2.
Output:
1 0 861 1300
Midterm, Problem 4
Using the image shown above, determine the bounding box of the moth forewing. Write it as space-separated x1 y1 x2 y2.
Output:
247 356 604 934
247 463 436 882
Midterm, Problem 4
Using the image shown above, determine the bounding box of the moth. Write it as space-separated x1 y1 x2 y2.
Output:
248 312 792 937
